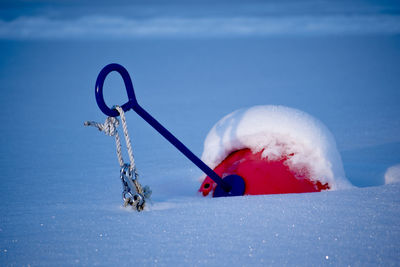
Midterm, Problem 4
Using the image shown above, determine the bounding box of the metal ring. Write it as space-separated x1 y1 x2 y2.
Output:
95 63 138 117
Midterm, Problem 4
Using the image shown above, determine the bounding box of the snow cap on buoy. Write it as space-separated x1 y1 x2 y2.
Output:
199 105 352 196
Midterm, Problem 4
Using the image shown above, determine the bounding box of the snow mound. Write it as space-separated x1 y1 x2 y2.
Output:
201 105 352 190
385 164 400 184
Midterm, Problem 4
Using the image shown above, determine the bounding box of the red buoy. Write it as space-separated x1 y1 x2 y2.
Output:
199 148 329 197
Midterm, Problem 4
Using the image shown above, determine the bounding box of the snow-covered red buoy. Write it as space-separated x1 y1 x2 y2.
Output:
199 105 352 197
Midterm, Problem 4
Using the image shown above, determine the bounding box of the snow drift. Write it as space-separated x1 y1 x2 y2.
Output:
200 105 352 190
385 164 400 184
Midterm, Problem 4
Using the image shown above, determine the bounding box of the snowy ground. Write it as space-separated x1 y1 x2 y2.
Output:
1 1 400 266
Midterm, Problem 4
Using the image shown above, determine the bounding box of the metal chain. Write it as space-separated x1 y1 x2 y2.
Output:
84 106 151 211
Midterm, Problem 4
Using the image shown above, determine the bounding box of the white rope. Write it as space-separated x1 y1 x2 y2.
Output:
84 108 137 172
84 117 124 167
84 106 151 210
115 106 140 187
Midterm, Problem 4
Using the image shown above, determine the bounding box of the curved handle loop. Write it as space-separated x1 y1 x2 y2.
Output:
95 63 138 117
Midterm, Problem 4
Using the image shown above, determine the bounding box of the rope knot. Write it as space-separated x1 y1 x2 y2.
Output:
84 117 119 136
102 117 119 136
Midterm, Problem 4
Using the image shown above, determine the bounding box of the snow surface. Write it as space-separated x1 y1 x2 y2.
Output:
201 105 352 189
1 1 400 266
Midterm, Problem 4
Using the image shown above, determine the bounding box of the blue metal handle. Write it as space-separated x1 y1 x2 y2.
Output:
95 63 138 117
95 63 245 196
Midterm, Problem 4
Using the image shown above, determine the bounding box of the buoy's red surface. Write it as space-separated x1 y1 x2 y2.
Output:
199 148 330 197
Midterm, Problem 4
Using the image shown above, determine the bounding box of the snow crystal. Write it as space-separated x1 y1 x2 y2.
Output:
201 105 352 190
384 164 400 184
